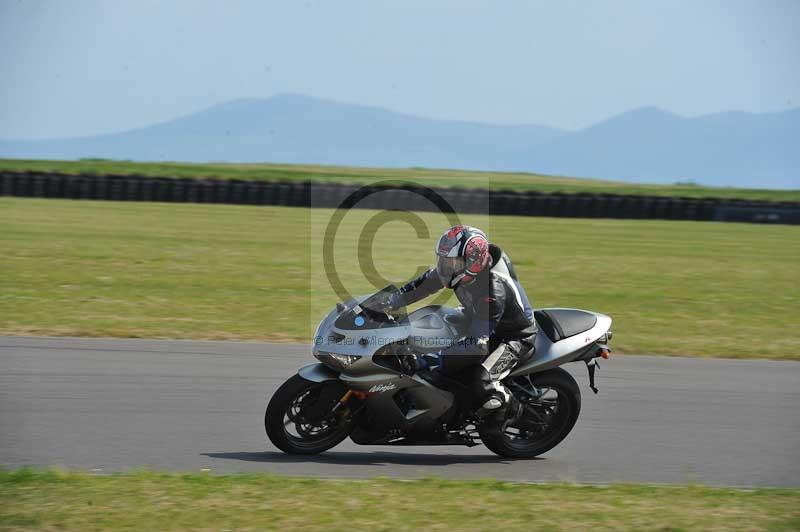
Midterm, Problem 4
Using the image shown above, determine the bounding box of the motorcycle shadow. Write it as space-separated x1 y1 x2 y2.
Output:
203 451 540 466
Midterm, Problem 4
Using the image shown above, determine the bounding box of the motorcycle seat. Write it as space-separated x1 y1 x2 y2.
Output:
534 309 597 343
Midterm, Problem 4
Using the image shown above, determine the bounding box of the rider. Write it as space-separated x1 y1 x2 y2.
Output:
389 225 537 415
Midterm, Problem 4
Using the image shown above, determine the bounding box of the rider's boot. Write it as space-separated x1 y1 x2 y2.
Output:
473 341 527 417
475 381 522 419
478 380 511 411
475 390 524 440
470 362 518 417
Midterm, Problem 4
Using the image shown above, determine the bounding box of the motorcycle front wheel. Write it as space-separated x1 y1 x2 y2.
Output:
265 374 353 455
480 367 581 459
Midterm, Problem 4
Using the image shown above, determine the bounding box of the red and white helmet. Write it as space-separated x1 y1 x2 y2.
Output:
435 225 491 288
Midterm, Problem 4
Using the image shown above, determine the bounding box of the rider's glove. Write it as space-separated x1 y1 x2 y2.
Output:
365 290 400 313
385 292 403 311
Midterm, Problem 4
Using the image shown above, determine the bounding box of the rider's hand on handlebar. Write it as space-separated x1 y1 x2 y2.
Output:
364 289 398 313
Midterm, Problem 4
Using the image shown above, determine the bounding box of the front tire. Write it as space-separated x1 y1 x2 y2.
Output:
480 367 581 459
265 374 353 455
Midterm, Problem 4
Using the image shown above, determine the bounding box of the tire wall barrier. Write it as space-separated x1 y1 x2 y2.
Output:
1 171 798 225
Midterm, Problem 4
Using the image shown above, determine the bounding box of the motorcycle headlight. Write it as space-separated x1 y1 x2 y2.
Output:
315 352 361 371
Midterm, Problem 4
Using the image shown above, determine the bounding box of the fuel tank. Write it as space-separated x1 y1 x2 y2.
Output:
406 305 468 352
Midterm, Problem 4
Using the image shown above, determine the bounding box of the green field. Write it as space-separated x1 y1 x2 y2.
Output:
1 470 798 531
2 157 798 201
1 198 798 359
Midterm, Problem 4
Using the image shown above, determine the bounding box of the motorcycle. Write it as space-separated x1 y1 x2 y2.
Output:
266 285 612 458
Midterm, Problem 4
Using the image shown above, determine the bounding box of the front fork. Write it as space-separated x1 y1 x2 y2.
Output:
331 389 366 417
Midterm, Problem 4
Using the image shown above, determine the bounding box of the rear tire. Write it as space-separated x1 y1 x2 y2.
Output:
265 374 352 455
480 367 581 459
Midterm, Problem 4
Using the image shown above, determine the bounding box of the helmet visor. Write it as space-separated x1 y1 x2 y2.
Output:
436 256 465 284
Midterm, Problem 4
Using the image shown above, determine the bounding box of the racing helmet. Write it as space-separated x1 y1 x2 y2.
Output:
435 225 491 288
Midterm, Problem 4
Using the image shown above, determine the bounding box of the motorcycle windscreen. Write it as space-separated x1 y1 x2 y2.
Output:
334 284 404 330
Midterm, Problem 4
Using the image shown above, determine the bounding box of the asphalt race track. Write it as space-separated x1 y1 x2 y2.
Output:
1 336 798 487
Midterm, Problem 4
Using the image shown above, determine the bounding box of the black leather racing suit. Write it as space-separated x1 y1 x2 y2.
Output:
394 244 537 408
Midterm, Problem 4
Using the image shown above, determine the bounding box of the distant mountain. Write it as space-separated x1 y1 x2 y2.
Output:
1 93 797 188
527 106 800 188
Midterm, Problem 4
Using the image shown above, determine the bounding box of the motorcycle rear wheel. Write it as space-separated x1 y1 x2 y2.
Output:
480 367 581 459
265 374 353 455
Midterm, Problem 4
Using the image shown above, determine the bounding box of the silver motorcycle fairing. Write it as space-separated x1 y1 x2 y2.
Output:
298 363 340 382
509 310 612 377
310 299 465 433
312 297 467 362
308 298 610 435
314 297 610 378
295 363 454 432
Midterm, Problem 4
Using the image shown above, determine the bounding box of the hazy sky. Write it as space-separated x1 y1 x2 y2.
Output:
1 0 799 139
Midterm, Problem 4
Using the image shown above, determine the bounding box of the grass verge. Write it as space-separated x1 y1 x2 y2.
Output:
1 470 798 531
2 157 798 201
1 198 798 359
